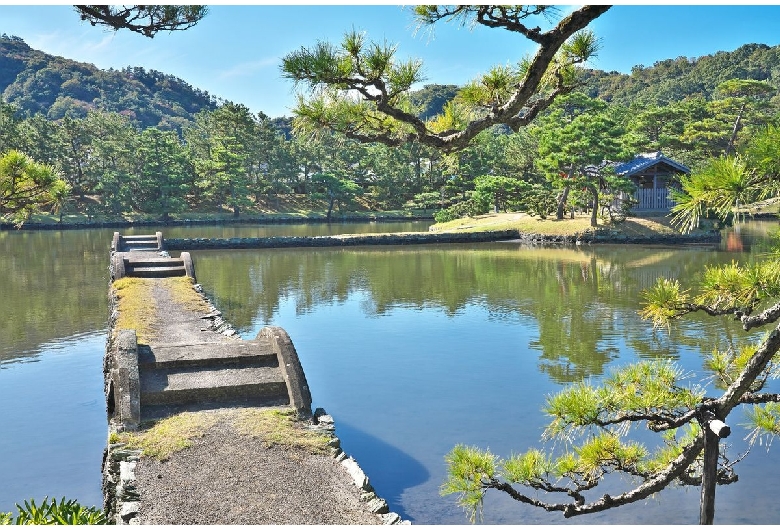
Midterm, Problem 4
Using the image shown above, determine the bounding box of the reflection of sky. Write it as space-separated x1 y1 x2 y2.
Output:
0 332 106 512
257 294 554 524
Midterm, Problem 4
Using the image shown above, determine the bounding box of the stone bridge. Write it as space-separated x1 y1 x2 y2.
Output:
103 232 404 525
107 232 311 426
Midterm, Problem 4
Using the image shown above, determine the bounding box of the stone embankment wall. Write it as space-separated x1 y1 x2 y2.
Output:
164 228 721 250
518 228 722 245
2 215 430 231
166 230 520 250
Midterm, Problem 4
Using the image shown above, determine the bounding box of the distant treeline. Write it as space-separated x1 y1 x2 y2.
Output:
1 36 780 225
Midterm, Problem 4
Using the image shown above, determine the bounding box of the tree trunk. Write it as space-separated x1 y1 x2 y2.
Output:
589 185 599 227
699 425 718 525
327 197 335 223
556 186 570 220
725 103 746 157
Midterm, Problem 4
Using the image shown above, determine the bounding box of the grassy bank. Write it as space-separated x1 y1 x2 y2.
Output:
18 209 430 227
430 212 688 237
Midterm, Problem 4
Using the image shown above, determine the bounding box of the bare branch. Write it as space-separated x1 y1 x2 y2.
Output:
738 392 780 405
740 300 780 331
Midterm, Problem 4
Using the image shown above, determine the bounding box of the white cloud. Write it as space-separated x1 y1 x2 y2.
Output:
27 30 123 68
217 57 278 80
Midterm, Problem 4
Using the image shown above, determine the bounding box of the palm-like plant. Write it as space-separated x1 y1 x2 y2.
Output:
670 155 767 233
1 497 108 525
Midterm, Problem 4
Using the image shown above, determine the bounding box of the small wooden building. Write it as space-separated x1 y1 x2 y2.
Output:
615 152 690 212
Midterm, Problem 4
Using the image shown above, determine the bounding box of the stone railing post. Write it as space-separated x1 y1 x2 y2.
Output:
258 326 312 417
113 329 140 431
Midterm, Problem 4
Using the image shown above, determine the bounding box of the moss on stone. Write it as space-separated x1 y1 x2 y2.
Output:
112 277 157 343
164 276 211 313
117 408 330 462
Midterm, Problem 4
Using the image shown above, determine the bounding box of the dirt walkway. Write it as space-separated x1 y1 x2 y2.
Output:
132 412 383 525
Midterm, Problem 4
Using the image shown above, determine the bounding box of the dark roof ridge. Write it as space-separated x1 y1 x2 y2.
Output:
615 151 690 177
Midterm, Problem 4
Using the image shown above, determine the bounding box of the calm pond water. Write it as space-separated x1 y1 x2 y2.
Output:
1 219 779 524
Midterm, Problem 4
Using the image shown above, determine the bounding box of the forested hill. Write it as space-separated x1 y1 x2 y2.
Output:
0 34 218 130
582 43 780 105
3 33 780 131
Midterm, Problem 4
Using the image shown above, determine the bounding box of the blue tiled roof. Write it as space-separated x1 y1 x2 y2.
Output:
615 151 690 177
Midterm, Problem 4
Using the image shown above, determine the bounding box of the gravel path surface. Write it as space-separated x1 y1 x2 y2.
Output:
148 281 230 345
133 415 381 525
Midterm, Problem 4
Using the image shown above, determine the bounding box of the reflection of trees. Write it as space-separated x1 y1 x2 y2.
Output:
191 240 763 384
3 222 766 381
0 229 110 363
193 248 364 330
194 243 732 384
528 257 620 383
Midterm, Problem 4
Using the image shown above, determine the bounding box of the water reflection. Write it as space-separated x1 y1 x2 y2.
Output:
188 236 767 523
1 220 778 523
0 229 112 364
193 242 748 385
0 332 106 511
333 421 430 522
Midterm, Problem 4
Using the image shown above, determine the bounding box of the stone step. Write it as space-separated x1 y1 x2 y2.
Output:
112 232 163 253
140 395 290 422
127 257 184 267
124 239 158 246
128 266 187 277
138 340 277 370
122 234 158 241
140 365 288 407
126 247 159 252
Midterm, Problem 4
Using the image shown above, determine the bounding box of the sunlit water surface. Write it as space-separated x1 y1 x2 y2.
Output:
2 220 780 524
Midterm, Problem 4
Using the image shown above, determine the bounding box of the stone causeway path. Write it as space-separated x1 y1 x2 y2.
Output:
103 233 406 525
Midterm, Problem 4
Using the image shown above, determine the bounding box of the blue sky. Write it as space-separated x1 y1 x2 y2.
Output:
2 4 780 118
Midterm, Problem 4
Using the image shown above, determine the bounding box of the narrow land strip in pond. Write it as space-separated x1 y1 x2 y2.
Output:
104 255 405 524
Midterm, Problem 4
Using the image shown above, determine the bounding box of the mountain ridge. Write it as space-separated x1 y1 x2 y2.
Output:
2 34 780 128
0 34 218 130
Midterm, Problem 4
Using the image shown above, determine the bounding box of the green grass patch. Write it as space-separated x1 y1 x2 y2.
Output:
117 411 220 461
1 497 108 525
233 408 331 454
